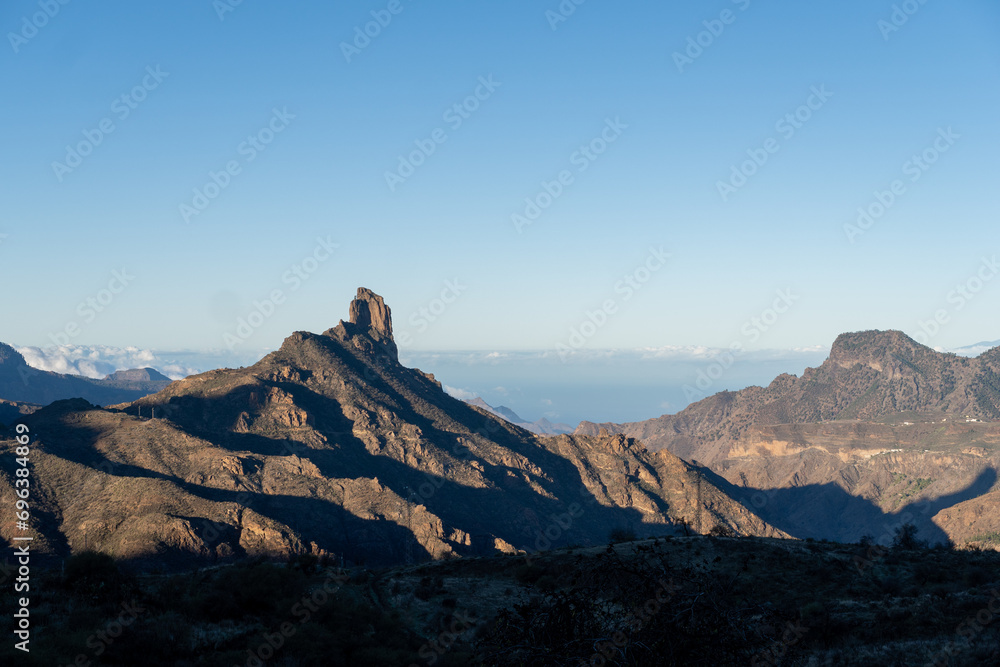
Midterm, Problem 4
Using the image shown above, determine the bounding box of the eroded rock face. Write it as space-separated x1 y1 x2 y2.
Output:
0 286 788 571
349 288 393 340
344 287 398 361
577 329 1000 463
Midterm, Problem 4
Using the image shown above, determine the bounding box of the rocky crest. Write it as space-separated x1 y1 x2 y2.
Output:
349 287 393 339
576 330 1000 547
577 330 1000 462
332 287 398 362
105 368 172 383
0 288 782 570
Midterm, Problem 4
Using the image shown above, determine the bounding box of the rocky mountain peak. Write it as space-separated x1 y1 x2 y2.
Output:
105 368 172 383
325 287 399 362
828 329 923 370
349 287 394 340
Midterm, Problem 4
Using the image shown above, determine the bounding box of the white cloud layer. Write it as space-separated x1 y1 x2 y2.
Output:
14 345 268 381
17 345 163 379
946 340 1000 357
443 385 478 400
400 345 832 366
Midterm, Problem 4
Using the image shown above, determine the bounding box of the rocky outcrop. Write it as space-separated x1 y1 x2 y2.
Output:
0 289 783 570
335 287 398 361
574 331 1000 548
349 287 393 339
105 368 172 383
576 330 1000 463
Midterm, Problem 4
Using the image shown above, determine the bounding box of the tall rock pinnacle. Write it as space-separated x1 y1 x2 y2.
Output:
345 287 397 360
349 288 393 339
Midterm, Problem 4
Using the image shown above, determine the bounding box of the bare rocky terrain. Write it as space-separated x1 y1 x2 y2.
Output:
578 331 1000 549
0 289 782 572
2 293 999 665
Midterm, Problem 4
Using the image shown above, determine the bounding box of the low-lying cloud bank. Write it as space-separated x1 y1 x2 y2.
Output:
15 345 269 380
400 345 831 367
13 340 994 426
949 340 1000 357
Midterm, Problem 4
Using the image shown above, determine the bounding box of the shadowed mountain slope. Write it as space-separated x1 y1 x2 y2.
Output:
577 331 1000 547
0 289 783 570
0 398 38 427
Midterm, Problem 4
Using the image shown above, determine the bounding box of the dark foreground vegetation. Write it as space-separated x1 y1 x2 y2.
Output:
3 535 999 666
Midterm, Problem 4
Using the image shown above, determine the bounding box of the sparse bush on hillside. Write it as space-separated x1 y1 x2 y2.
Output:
62 550 135 601
414 574 444 600
892 522 927 550
609 527 637 543
477 542 776 665
963 565 992 587
7 536 1000 666
709 524 736 537
64 550 118 584
0 555 433 666
287 552 320 573
513 564 544 585
968 531 1000 546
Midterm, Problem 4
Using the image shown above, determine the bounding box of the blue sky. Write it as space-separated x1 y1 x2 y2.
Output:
2 1 998 367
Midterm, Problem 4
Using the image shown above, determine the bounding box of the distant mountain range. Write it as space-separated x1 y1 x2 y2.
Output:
464 397 573 435
104 368 172 383
0 289 781 570
3 298 998 563
578 331 1000 546
578 330 1000 461
0 342 170 408
951 339 1000 357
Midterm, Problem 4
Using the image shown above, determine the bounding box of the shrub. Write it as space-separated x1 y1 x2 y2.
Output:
876 575 903 596
800 600 826 621
64 551 119 586
892 523 927 551
287 552 319 573
514 564 543 585
609 528 637 543
963 566 991 587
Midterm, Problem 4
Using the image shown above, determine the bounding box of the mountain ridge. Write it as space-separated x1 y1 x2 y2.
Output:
576 329 1000 462
0 342 172 406
0 288 784 571
576 329 1000 547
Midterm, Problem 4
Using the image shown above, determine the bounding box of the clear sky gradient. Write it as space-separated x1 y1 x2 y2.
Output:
2 0 998 358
